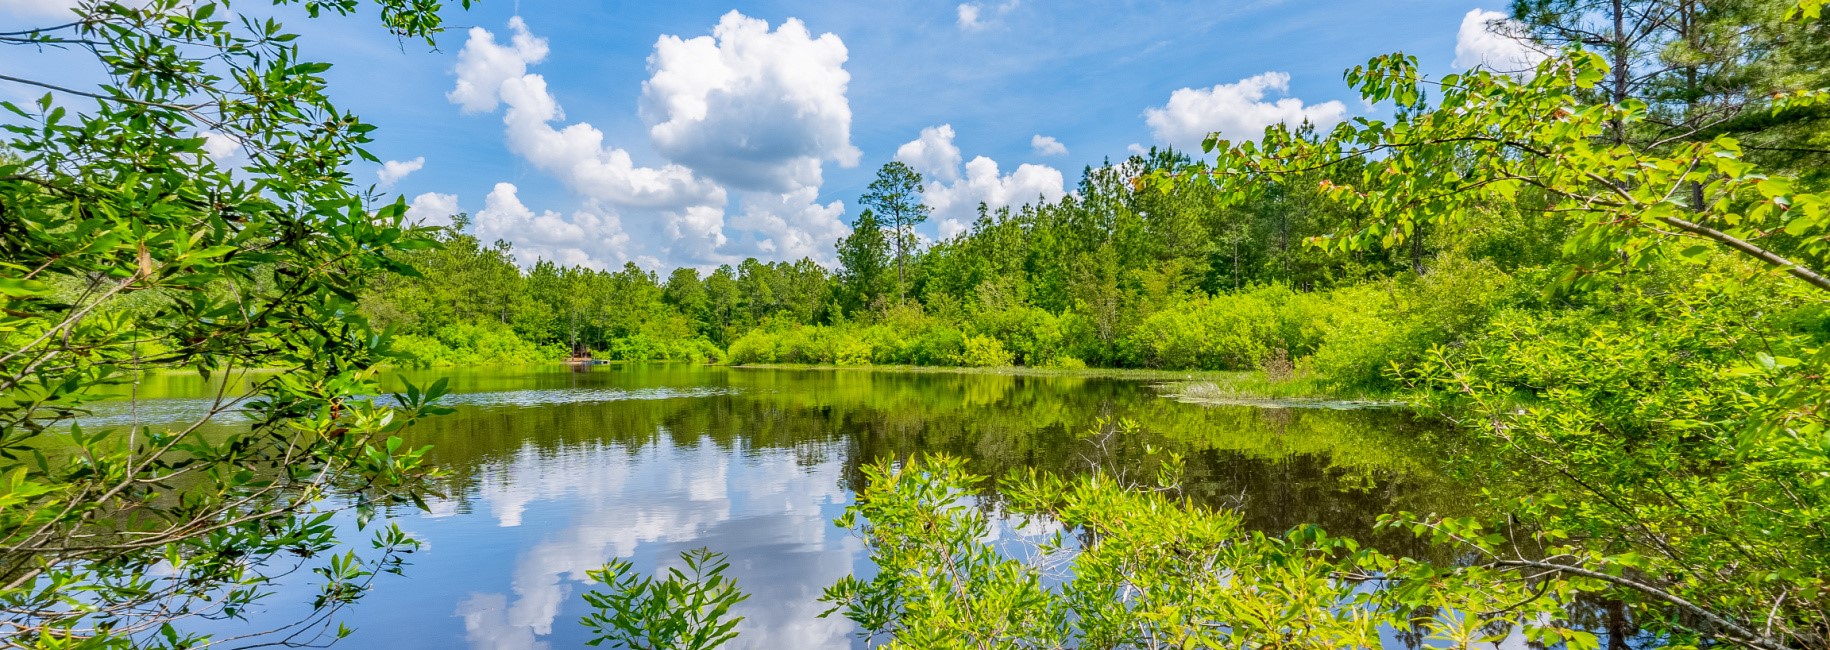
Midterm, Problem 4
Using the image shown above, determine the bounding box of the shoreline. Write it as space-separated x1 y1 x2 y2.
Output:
726 363 1399 404
130 361 1404 408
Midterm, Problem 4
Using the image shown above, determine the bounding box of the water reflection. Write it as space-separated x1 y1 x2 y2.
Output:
125 364 1465 648
448 442 859 649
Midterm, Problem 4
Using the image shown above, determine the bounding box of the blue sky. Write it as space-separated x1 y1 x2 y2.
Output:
3 1 1541 271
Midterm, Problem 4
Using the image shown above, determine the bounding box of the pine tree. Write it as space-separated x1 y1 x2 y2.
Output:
835 209 892 315
859 162 930 304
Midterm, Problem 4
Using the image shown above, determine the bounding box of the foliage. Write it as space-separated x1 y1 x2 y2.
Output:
1403 256 1830 648
860 162 930 304
388 322 559 367
1207 48 1830 295
818 454 1600 650
581 548 749 650
835 208 893 316
0 0 467 645
951 334 1015 367
1166 5 1830 644
1126 285 1291 370
361 226 764 363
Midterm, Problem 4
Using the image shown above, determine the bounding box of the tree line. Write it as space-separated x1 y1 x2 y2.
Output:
360 141 1481 376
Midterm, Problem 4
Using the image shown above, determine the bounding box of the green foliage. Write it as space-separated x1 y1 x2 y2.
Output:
1212 47 1830 295
1307 258 1512 389
0 0 467 644
360 228 799 364
951 334 1014 367
1170 8 1830 643
389 322 560 367
1507 0 1830 181
819 453 1599 650
860 162 929 303
835 208 893 316
1126 285 1291 370
581 548 749 650
1401 257 1830 647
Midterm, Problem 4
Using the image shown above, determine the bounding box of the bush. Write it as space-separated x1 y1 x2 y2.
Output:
904 326 966 365
831 333 874 366
389 322 555 366
1308 258 1509 389
727 330 781 364
971 306 1067 366
603 334 726 363
1306 284 1410 388
1124 285 1290 370
952 335 1015 367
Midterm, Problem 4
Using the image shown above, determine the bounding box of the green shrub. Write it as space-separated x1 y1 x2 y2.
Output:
952 335 1015 367
727 330 779 364
390 322 555 366
1125 285 1289 370
1308 258 1509 389
387 333 458 367
971 306 1067 365
831 333 874 366
905 326 966 365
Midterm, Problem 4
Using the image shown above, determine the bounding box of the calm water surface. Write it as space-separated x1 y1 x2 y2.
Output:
103 364 1464 649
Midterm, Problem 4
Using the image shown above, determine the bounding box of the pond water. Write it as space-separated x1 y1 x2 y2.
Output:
100 364 1465 649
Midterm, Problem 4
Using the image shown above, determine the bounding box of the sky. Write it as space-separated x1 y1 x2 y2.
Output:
2 0 1543 272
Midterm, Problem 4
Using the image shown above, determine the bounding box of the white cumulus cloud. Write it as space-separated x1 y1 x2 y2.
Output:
728 188 849 262
451 18 724 265
472 182 632 270
488 58 724 211
1144 72 1347 151
405 191 460 228
895 124 963 182
448 17 550 114
643 11 860 194
448 15 857 269
1031 134 1067 156
377 156 425 188
1454 9 1548 74
897 125 1066 241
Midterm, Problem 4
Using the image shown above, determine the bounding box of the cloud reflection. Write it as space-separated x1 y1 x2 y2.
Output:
455 438 860 648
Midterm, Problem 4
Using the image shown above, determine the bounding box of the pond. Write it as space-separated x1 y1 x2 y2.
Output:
97 364 1466 649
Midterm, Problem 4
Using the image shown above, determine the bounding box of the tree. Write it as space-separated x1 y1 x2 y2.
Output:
664 267 712 335
605 262 664 339
704 265 742 345
835 208 892 315
859 162 930 304
0 0 470 645
1508 0 1830 175
1180 32 1830 646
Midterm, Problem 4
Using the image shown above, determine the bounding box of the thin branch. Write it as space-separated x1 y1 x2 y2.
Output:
1491 559 1791 650
1660 214 1830 292
0 74 206 111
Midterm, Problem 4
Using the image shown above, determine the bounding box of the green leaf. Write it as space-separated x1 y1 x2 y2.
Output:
0 278 52 297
